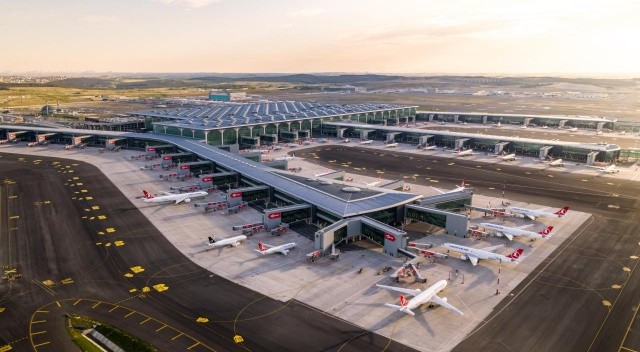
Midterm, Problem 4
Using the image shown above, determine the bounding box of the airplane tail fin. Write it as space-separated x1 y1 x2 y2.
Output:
554 206 569 217
539 226 553 237
208 236 215 244
507 248 523 260
399 295 409 308
142 190 153 199
258 242 266 252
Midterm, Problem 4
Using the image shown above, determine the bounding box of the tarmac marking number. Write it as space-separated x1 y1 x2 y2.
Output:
234 335 244 344
0 345 12 351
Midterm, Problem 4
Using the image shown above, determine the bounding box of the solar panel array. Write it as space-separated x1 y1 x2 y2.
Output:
134 101 414 129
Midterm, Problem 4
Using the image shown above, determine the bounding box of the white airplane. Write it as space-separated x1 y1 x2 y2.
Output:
273 154 295 161
567 127 578 132
443 243 524 266
432 180 466 194
493 122 503 128
421 145 437 150
142 189 208 204
376 280 463 316
589 164 619 174
453 148 475 156
360 139 373 145
206 235 247 249
544 157 565 167
364 177 382 187
385 142 399 148
504 206 569 220
497 152 517 161
254 241 297 255
342 138 351 143
480 223 553 241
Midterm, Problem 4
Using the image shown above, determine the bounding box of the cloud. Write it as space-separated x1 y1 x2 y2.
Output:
287 8 327 18
151 0 220 8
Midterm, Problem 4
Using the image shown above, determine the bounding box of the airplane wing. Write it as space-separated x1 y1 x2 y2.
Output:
376 284 421 297
174 196 188 204
430 294 463 315
261 243 273 249
279 249 289 255
515 224 533 230
502 233 514 241
161 191 173 196
522 213 536 220
480 244 505 252
468 255 479 266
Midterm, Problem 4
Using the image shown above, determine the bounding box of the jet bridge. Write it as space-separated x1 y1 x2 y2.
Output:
7 131 29 142
494 142 509 154
145 144 175 158
160 152 193 168
72 135 94 147
385 132 402 142
314 216 408 257
177 161 214 177
227 185 270 207
405 204 469 238
35 133 57 145
559 120 568 128
539 146 554 160
105 138 126 151
455 138 470 150
359 129 374 140
198 172 238 189
586 151 599 166
263 204 312 231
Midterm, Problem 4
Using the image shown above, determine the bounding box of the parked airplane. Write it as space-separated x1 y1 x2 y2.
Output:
360 139 373 145
544 156 565 167
254 241 297 255
481 223 553 241
385 142 399 148
589 164 620 174
432 180 466 194
453 148 475 156
421 145 437 150
207 235 247 249
142 189 207 204
443 243 523 266
567 127 579 132
273 154 295 161
497 152 517 161
504 206 569 220
364 177 382 187
376 280 463 316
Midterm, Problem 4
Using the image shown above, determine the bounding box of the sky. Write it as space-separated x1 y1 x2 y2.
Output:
1 0 639 76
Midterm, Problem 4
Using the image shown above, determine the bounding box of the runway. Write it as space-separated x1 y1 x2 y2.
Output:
0 152 416 352
297 146 640 352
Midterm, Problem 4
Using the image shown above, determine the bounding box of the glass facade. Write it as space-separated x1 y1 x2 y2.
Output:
361 223 385 245
281 208 312 224
406 207 447 228
435 198 471 210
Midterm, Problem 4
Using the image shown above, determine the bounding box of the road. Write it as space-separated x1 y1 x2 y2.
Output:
297 145 640 352
0 152 416 352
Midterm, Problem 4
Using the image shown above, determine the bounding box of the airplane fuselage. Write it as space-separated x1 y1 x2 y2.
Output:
444 243 509 262
208 235 247 249
143 190 208 204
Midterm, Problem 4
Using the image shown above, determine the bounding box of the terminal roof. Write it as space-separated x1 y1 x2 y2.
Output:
417 110 616 122
133 101 416 130
0 125 420 218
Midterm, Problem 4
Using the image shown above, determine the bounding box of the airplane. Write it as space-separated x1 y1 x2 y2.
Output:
273 154 295 161
503 206 569 220
142 189 208 204
493 122 503 128
421 145 437 150
480 223 553 241
376 280 463 316
432 180 466 194
567 127 578 132
254 241 297 255
544 156 565 167
364 177 382 187
360 139 373 145
342 138 351 143
589 164 620 174
207 235 247 249
443 243 524 266
497 152 517 161
0 139 8 144
385 142 399 148
453 148 475 157
319 138 328 143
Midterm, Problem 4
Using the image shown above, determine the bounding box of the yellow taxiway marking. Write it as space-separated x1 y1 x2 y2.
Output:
35 310 49 314
76 182 83 186
124 311 136 318
620 347 638 352
114 241 125 247
234 335 244 344
85 196 93 200
80 189 87 193
104 243 111 247
140 317 151 325
108 306 119 312
155 325 167 332
106 228 116 233
124 273 133 278
130 266 145 273
8 195 17 199
31 320 46 324
171 332 184 341
196 317 209 323
91 206 100 210
32 341 50 348
602 300 612 307
188 342 200 350
55 301 61 308
612 284 622 289
61 278 73 284
0 308 5 313
129 288 137 293
9 216 19 220
72 177 79 180
73 299 82 306
153 283 169 292
30 331 46 336
97 215 106 220
0 344 12 351
91 302 100 309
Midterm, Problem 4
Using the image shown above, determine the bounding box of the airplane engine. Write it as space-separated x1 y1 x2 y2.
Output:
184 198 191 203
441 297 448 302
233 242 240 247
460 255 468 261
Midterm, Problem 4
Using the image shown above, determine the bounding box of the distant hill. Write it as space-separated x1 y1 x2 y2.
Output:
49 77 116 89
191 74 405 84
